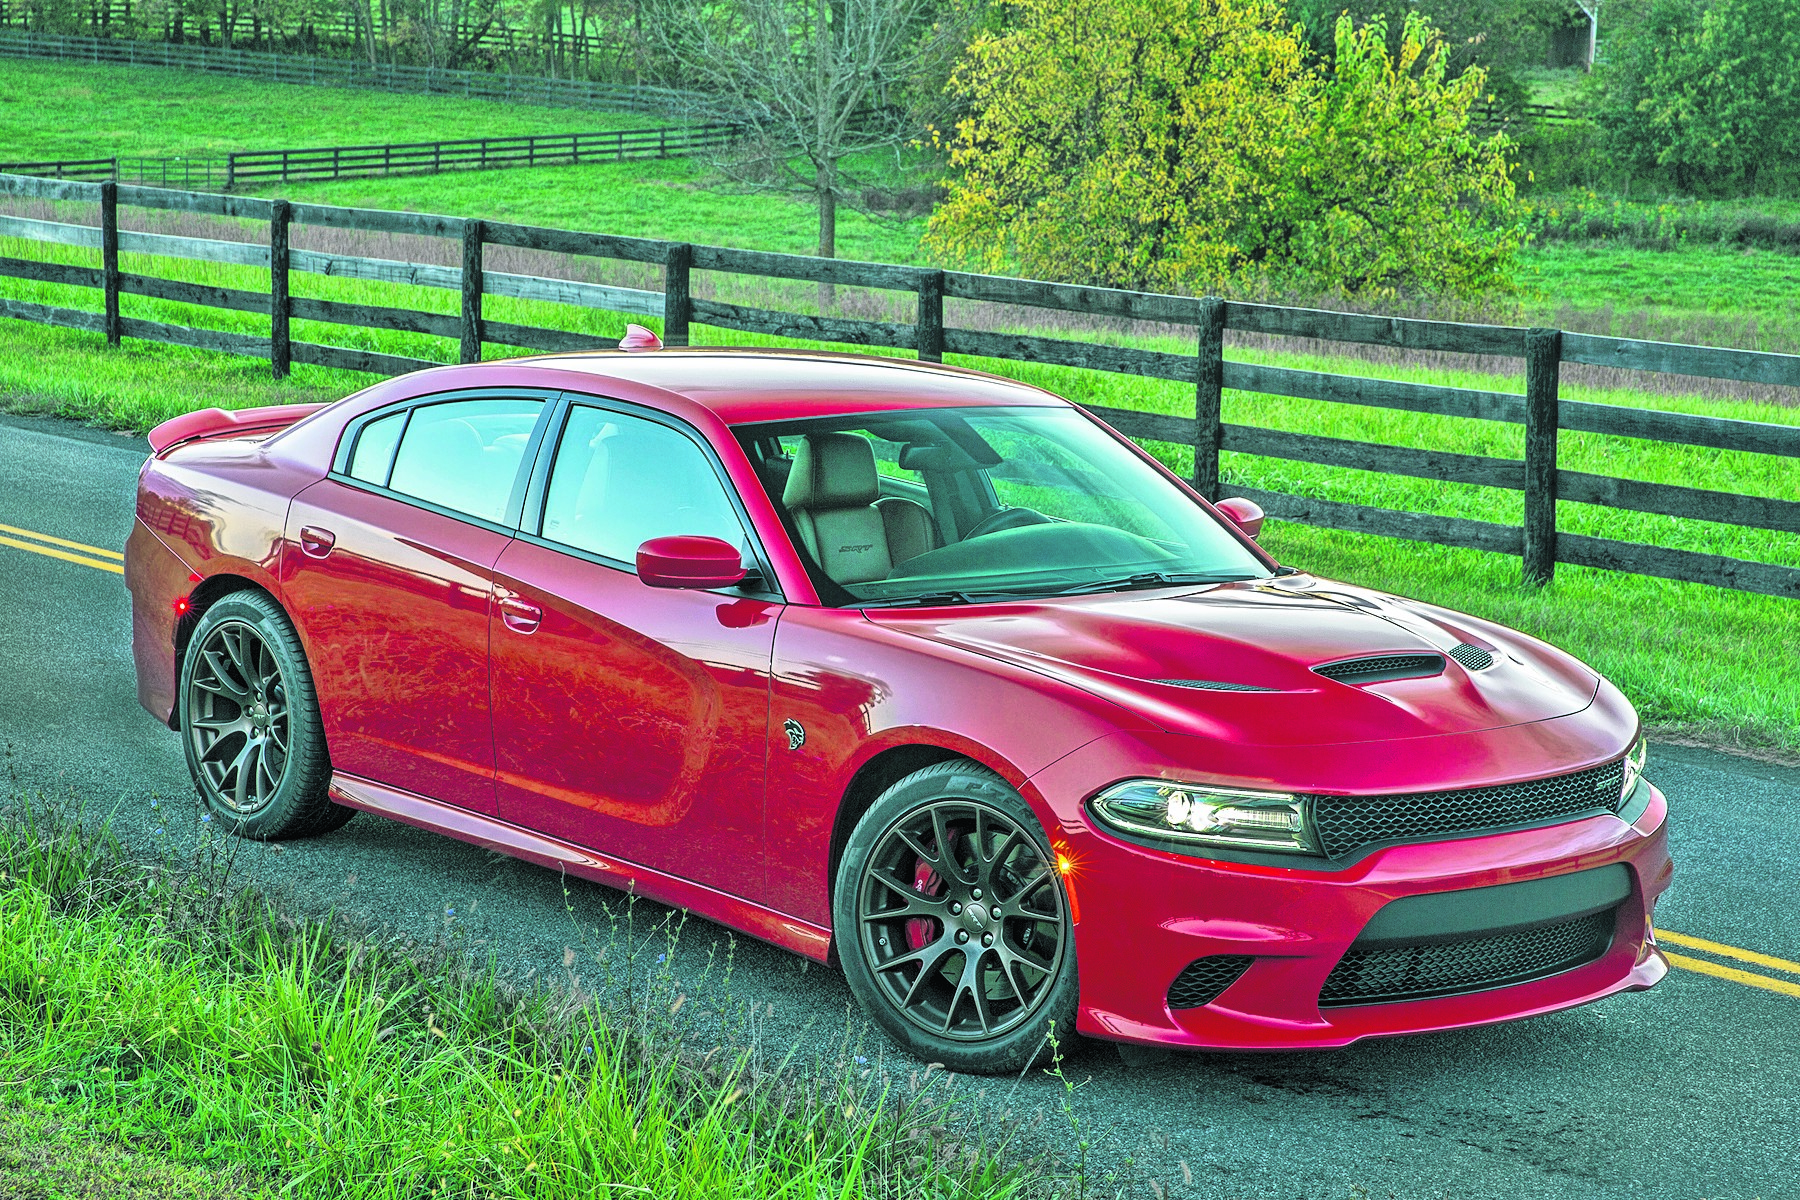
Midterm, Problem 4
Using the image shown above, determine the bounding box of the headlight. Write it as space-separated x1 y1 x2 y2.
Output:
1091 780 1313 854
1621 737 1647 798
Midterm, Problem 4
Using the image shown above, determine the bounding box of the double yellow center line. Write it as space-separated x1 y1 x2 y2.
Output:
0 520 124 574
1658 928 1800 998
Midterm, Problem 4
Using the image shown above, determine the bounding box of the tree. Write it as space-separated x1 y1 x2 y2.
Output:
1593 0 1800 195
928 0 1522 298
642 0 973 267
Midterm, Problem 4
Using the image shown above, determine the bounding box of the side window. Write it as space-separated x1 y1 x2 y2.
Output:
541 406 748 565
385 398 544 524
347 410 406 486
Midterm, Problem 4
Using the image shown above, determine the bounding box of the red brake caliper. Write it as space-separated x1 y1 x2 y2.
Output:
906 829 958 951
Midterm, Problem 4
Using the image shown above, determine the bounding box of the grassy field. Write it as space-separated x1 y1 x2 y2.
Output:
0 790 1050 1199
0 58 664 161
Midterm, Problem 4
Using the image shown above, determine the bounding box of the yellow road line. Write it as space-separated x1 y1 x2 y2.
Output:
0 533 124 575
1657 929 1800 977
1664 951 1800 999
0 520 123 561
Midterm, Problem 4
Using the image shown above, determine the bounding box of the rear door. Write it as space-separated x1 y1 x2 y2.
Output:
490 399 782 900
284 390 552 815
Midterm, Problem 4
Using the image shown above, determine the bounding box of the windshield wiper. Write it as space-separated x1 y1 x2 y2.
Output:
858 589 1008 608
1042 570 1262 597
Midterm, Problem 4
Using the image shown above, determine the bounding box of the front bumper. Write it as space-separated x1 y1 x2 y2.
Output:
1034 763 1671 1051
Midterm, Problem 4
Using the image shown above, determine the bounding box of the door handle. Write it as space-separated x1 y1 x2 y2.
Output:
498 594 542 634
299 526 335 558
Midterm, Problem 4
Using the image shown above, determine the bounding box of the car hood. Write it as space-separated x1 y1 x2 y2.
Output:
865 576 1599 747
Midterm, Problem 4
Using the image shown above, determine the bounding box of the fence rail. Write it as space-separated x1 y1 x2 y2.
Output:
0 171 1796 599
0 30 722 118
0 156 117 181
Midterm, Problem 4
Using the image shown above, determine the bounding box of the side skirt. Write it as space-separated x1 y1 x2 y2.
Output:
328 772 833 963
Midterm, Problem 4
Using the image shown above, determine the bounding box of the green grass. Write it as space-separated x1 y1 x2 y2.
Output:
0 791 1046 1199
1519 242 1800 326
0 58 663 161
0 1099 267 1199
253 158 932 263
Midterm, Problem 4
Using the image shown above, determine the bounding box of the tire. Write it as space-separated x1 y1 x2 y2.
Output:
177 589 351 840
834 760 1077 1075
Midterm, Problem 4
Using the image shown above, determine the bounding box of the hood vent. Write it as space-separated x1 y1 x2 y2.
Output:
1314 654 1445 685
1448 643 1496 671
1154 678 1278 693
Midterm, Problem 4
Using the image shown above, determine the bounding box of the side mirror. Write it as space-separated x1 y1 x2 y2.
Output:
636 535 748 589
1214 497 1264 540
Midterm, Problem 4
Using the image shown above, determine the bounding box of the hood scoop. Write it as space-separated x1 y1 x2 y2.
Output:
1314 653 1445 685
1448 643 1496 671
1153 678 1279 693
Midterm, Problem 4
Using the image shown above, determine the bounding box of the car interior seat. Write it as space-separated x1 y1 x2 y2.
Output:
783 433 934 583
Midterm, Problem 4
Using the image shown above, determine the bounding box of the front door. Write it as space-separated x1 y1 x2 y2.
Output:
284 393 548 814
491 402 779 900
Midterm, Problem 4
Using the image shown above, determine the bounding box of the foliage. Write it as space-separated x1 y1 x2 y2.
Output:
637 0 972 261
929 0 1521 298
4 0 658 79
1590 0 1800 196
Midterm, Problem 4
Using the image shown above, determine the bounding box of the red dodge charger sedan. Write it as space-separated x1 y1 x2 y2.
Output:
126 342 1671 1073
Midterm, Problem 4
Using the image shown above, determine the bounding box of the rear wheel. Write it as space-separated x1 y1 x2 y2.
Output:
178 590 350 839
834 761 1076 1074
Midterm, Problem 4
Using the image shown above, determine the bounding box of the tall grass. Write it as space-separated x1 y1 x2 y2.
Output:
0 787 1065 1199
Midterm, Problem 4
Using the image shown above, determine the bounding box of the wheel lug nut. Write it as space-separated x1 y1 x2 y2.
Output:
971 888 982 899
956 930 969 944
982 934 993 947
950 902 961 914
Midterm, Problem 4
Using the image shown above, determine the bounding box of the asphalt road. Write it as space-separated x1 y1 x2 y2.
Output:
3 410 1797 1200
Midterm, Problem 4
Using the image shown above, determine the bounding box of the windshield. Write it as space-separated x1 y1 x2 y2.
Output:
734 405 1268 606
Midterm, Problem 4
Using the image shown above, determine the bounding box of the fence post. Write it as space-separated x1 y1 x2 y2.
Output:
225 153 236 191
1523 326 1563 585
270 198 291 380
460 218 484 364
100 179 121 347
663 241 693 347
915 269 944 363
1193 295 1226 501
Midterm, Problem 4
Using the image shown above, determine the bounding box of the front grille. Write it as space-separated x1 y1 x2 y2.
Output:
1448 643 1496 671
1319 908 1617 1007
1310 760 1626 860
1314 654 1444 684
1167 955 1255 1009
1154 678 1277 692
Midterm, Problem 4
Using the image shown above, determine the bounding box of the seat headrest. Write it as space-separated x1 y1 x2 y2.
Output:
783 433 880 512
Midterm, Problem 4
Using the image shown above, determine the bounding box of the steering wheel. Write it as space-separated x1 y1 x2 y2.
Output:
964 506 1050 539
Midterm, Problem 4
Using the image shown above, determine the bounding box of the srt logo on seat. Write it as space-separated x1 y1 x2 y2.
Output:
783 718 806 750
839 543 873 553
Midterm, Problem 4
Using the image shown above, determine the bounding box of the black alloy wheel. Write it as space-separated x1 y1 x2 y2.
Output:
835 762 1077 1074
178 590 350 839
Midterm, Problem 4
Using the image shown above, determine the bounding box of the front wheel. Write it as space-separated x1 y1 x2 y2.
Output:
834 761 1077 1075
178 590 350 839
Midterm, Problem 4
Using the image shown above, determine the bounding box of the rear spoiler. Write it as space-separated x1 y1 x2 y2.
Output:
147 403 327 456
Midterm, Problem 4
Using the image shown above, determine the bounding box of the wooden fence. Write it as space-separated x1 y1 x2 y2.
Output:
0 171 1797 600
222 125 738 187
0 125 732 194
0 30 720 117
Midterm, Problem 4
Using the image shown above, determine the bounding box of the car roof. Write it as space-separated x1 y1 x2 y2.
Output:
515 347 1067 424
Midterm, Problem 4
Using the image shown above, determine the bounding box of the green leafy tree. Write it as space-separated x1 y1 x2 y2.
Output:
1593 0 1800 195
928 0 1521 298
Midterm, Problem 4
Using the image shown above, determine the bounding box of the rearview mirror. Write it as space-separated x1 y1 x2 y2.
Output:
1214 497 1265 540
636 535 748 589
